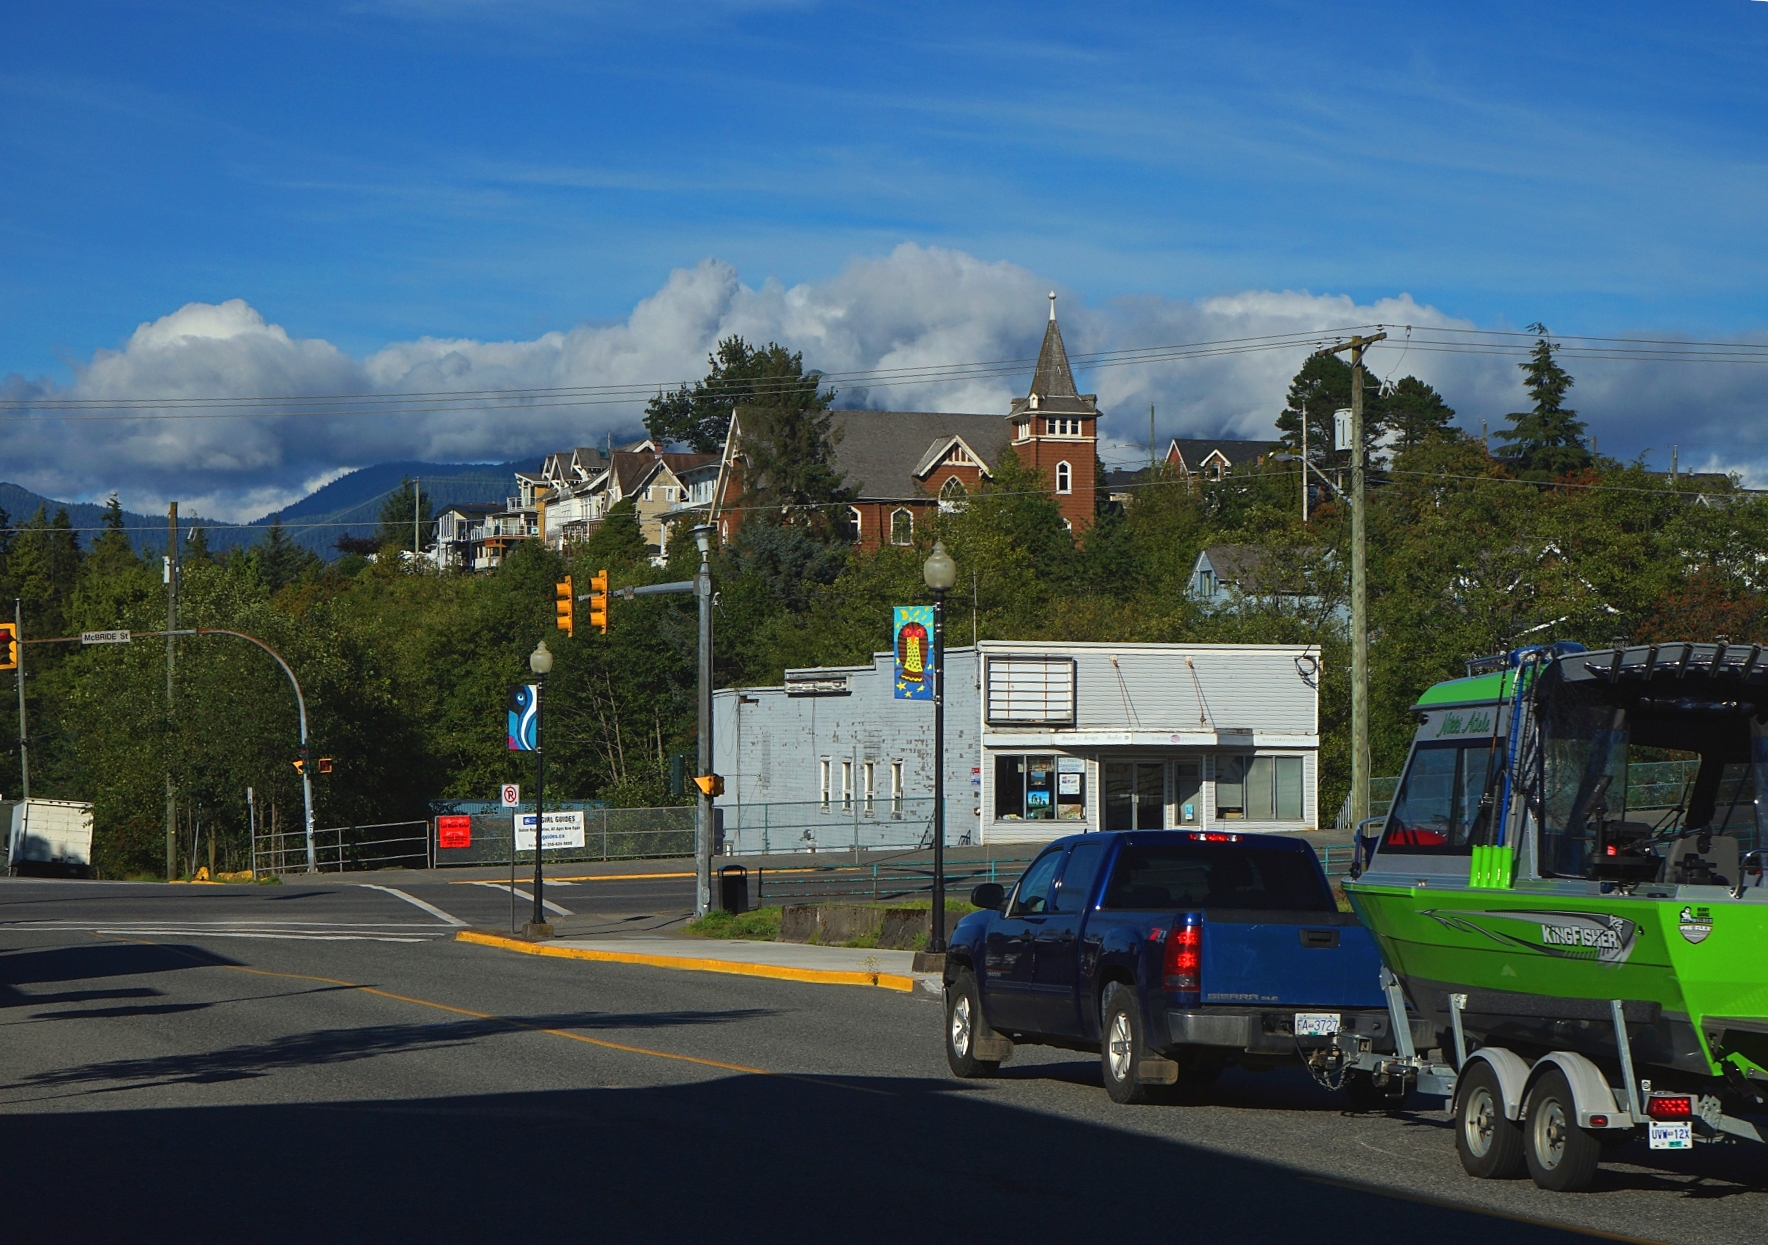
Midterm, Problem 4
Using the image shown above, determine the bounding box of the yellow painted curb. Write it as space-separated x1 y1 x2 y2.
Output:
455 929 918 992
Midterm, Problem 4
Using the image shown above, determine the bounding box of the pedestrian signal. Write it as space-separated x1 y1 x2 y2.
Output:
0 625 15 672
317 757 334 775
588 569 610 635
555 575 574 637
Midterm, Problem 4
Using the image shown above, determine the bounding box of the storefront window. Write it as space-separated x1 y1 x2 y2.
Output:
996 755 1087 820
1175 759 1202 825
1216 755 1304 820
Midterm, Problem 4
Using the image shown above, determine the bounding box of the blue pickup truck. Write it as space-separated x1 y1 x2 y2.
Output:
944 830 1399 1105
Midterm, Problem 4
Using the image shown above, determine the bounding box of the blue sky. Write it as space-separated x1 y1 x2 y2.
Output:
4 1 1768 514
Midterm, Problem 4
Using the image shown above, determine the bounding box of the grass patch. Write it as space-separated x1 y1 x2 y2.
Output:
684 907 784 941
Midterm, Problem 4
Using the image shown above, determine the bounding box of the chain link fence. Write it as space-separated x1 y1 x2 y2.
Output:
720 798 949 856
432 806 695 867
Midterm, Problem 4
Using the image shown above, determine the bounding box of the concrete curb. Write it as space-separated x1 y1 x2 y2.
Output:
455 929 925 992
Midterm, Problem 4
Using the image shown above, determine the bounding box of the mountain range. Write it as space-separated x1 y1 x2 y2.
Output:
0 459 532 560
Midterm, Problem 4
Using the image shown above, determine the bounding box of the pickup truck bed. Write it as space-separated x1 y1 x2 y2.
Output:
943 830 1398 1105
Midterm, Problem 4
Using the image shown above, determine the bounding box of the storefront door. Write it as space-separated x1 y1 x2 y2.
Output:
1104 760 1165 831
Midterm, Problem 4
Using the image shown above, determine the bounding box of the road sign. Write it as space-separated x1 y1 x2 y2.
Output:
81 630 131 645
500 783 521 808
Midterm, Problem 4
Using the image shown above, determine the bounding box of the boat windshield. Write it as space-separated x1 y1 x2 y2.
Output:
1380 739 1500 854
1534 674 1768 878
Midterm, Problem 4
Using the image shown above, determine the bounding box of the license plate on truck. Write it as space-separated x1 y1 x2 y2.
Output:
1294 1013 1340 1036
1649 1122 1692 1150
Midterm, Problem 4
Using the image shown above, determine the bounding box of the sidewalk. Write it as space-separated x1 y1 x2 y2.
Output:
456 929 942 994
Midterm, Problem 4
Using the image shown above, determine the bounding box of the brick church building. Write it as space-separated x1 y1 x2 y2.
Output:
714 294 1100 550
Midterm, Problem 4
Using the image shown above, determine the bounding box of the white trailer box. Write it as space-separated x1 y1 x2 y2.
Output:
5 798 95 877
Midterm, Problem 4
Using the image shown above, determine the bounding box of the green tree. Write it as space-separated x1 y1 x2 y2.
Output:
1275 352 1388 467
248 519 321 591
1384 376 1457 449
645 337 834 452
577 497 648 570
84 494 138 579
734 400 855 530
10 506 81 634
1497 325 1591 480
378 478 434 551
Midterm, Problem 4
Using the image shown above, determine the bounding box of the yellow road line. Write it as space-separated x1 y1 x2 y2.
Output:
448 871 694 884
96 933 769 1076
455 929 918 992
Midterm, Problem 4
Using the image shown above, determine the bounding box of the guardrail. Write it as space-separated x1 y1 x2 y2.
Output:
253 821 429 875
720 798 948 856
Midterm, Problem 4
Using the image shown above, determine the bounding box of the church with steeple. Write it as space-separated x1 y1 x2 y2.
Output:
713 295 1101 549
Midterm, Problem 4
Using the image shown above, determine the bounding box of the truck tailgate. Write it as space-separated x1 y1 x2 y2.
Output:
1199 910 1385 1008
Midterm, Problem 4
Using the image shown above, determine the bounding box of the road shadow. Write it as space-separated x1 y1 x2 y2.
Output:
0 942 239 1008
0 1073 1600 1244
6 1007 780 1092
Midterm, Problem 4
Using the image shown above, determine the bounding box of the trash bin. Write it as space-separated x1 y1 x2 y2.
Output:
718 864 749 914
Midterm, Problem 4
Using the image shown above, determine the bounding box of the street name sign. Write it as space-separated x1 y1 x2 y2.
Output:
81 630 131 645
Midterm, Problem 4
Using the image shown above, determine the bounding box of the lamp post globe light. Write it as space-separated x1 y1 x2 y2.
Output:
528 639 553 934
923 540 957 957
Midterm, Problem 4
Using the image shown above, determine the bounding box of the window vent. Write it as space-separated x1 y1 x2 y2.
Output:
986 657 1077 725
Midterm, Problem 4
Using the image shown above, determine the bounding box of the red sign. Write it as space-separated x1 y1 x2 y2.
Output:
437 815 472 849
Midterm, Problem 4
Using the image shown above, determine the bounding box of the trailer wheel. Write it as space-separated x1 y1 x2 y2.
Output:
1523 1068 1601 1191
1455 1062 1523 1179
944 970 999 1079
1100 983 1151 1105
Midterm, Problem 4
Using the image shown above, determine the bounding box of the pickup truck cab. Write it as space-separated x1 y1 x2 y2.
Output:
944 830 1396 1105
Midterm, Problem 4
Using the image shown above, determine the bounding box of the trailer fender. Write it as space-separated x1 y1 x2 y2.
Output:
1530 1050 1634 1129
1460 1047 1532 1121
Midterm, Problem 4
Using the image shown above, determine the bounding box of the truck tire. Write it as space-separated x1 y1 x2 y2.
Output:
1345 1069 1410 1114
945 969 999 1079
1522 1068 1601 1191
1454 1062 1523 1179
1100 982 1152 1105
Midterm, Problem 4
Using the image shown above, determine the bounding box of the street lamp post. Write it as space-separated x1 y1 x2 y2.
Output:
528 639 553 934
692 523 715 919
923 540 957 956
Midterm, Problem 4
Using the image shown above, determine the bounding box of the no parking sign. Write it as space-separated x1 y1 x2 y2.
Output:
501 783 521 808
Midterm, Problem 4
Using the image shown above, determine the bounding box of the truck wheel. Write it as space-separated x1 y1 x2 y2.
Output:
1454 1062 1523 1179
1344 1069 1409 1114
1100 982 1151 1105
1522 1068 1601 1191
945 969 999 1079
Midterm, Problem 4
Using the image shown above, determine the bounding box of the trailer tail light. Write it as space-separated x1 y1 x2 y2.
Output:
1646 1095 1693 1120
1164 915 1201 991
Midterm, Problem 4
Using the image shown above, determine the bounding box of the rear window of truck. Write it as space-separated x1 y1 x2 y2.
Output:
1100 843 1333 912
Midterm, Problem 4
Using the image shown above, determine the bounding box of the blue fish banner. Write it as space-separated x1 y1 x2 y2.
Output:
508 683 539 750
893 606 934 700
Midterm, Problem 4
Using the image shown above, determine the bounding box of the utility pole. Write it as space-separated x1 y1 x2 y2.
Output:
693 524 716 918
13 600 27 800
1328 332 1386 834
1149 404 1156 471
165 501 178 881
413 476 421 557
1299 401 1309 523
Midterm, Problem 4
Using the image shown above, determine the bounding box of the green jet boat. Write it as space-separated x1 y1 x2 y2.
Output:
1344 640 1768 1188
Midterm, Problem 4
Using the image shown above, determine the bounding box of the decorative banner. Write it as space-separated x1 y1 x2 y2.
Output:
893 606 933 700
516 810 588 852
436 815 472 849
507 684 538 751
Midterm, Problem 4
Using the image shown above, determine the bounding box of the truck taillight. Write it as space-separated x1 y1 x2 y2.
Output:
1646 1095 1693 1120
1164 916 1201 991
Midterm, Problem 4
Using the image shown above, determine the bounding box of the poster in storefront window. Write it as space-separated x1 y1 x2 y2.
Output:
892 606 934 700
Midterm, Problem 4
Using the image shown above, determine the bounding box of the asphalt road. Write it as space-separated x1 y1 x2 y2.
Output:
3 877 1764 1244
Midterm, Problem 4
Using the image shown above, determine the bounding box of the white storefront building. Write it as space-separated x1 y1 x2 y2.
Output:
711 640 1321 851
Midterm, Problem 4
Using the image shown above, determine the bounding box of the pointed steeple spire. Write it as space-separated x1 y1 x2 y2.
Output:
1030 292 1079 400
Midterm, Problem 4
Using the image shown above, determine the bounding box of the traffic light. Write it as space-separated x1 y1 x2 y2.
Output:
317 757 333 775
292 757 306 776
588 568 610 635
0 625 15 672
555 576 574 638
693 774 725 797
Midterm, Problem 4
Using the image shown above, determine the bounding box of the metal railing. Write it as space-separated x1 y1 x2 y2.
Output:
432 806 695 867
754 855 1032 905
253 821 429 875
720 798 945 857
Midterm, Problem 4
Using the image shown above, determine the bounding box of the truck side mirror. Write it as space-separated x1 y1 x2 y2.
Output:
970 882 1005 911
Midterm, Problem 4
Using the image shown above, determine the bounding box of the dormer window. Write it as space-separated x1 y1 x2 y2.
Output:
1028 394 1040 410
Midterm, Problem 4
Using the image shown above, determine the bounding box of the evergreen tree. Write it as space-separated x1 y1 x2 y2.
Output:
1496 325 1591 480
1384 376 1457 449
10 506 81 633
645 337 834 452
378 478 434 551
250 518 321 590
1275 353 1388 467
83 494 138 578
577 497 648 569
735 399 854 532
184 526 212 565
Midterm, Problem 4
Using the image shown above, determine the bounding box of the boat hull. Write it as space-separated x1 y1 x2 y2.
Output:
1344 880 1768 1080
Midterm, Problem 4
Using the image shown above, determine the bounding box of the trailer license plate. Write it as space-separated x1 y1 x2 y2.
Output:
1649 1122 1692 1150
1294 1013 1340 1036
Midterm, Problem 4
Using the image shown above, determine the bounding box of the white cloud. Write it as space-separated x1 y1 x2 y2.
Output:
4 244 1765 521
